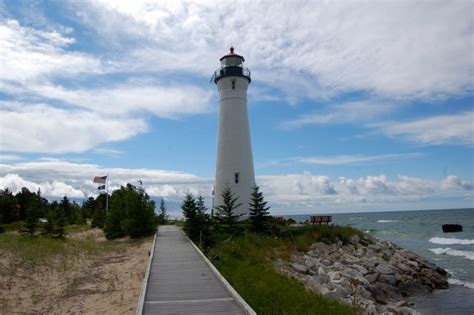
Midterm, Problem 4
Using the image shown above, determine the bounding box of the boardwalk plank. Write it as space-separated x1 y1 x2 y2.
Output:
142 225 247 314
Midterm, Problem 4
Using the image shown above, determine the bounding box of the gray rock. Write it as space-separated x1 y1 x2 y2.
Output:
343 253 360 264
324 285 350 300
328 271 341 281
313 274 329 286
292 263 308 274
378 274 396 286
366 273 379 283
352 264 368 275
376 263 394 275
349 234 360 245
318 266 326 275
334 262 345 270
396 263 410 273
366 303 378 315
398 280 430 297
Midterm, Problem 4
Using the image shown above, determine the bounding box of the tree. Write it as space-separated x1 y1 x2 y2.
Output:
214 186 242 233
52 204 66 238
59 196 73 225
91 194 107 228
16 187 36 221
23 202 38 235
248 185 271 233
104 183 157 239
195 194 213 247
181 193 198 239
0 188 17 224
121 183 157 238
157 198 168 224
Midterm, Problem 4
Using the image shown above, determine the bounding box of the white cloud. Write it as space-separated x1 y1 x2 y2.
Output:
0 19 102 84
295 153 422 166
82 0 473 100
0 102 147 153
0 173 84 198
23 82 213 118
0 160 472 212
373 111 474 146
0 155 22 161
441 175 474 191
282 101 395 129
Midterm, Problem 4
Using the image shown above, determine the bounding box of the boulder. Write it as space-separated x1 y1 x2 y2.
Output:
366 273 379 283
292 263 308 274
398 280 430 297
328 271 341 281
376 263 394 275
352 264 368 275
349 234 360 245
378 274 397 286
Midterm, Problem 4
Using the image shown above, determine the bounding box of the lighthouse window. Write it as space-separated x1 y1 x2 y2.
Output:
234 172 239 184
232 80 236 90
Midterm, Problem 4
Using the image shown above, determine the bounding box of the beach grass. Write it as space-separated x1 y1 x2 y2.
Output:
0 231 126 271
211 226 361 315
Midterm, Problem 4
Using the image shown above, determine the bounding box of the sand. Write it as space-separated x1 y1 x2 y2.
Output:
0 228 153 314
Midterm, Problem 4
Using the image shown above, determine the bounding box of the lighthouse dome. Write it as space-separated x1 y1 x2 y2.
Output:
212 47 251 84
220 47 245 67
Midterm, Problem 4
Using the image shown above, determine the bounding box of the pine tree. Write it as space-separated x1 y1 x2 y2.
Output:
195 194 213 248
249 185 271 233
181 193 198 240
157 198 168 224
23 204 38 235
214 186 242 233
53 205 66 238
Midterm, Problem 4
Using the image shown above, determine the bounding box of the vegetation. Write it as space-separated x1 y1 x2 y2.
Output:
0 182 158 240
178 185 363 314
248 185 271 233
157 198 168 224
104 182 157 239
214 186 242 234
213 234 354 315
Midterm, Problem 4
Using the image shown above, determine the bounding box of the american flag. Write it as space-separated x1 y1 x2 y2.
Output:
93 176 107 184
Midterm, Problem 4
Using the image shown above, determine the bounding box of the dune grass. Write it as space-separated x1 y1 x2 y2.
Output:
210 225 362 315
0 230 126 272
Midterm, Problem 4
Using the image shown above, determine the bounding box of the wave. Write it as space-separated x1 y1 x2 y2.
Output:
429 248 474 261
448 278 474 290
377 220 398 223
350 217 363 220
429 237 474 245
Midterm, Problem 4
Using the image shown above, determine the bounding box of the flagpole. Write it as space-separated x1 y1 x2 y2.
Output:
106 173 109 214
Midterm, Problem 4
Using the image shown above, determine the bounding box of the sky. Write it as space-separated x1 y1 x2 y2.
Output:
0 0 473 217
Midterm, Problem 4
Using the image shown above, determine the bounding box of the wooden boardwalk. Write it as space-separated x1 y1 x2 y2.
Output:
138 225 253 315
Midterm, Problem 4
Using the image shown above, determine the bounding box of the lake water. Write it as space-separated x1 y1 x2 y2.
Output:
286 208 474 315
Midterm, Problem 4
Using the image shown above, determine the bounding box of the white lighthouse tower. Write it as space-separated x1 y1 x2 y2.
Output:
212 47 255 217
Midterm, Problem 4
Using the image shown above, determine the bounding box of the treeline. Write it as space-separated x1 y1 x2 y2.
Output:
0 182 165 239
182 185 272 249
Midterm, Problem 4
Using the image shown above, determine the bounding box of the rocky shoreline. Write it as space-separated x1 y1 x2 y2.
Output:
275 234 449 315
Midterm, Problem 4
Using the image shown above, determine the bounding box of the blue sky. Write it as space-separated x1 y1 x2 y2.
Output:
0 0 473 217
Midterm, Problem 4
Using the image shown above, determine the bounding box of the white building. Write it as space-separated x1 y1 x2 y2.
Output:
212 47 256 217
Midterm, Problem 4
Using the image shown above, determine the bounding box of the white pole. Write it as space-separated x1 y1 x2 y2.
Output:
106 173 109 214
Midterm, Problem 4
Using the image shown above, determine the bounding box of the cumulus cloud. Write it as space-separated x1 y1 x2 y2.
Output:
0 160 472 212
0 173 84 198
441 175 474 191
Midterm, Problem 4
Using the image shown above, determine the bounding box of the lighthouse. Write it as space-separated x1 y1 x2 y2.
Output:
212 47 255 217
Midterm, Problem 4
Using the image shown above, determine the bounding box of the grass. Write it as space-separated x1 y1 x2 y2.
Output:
209 224 364 315
0 231 126 272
